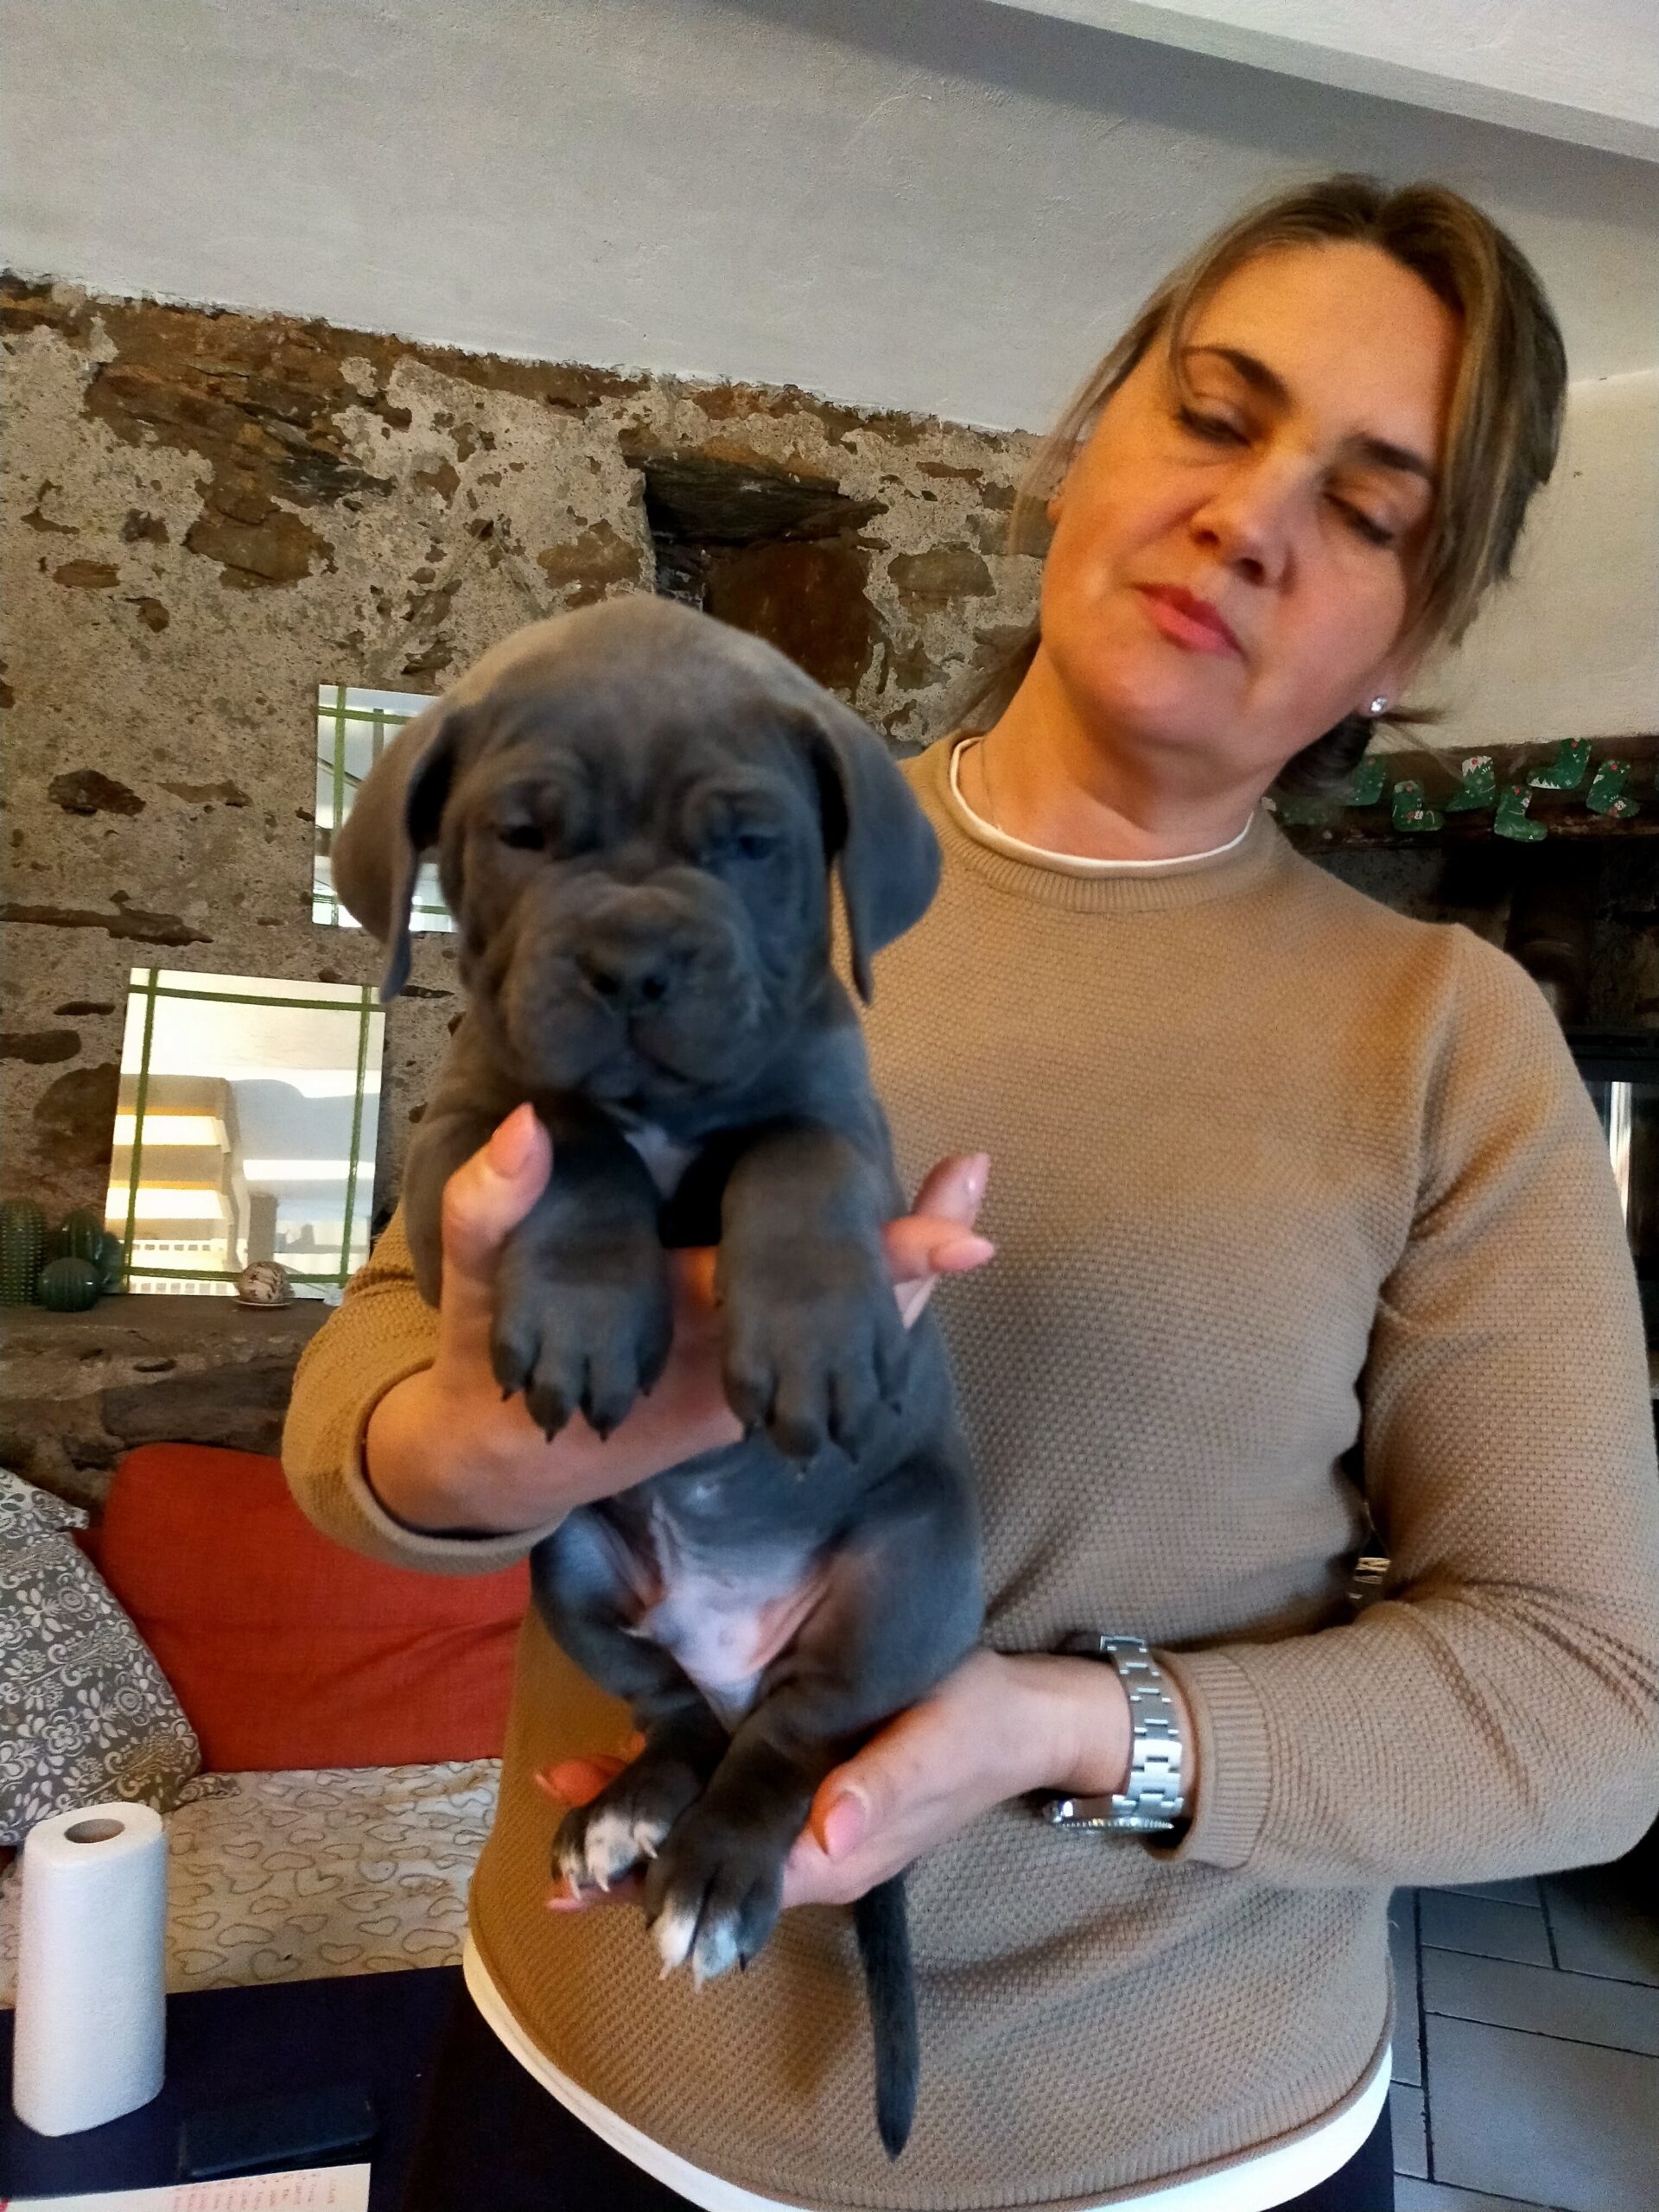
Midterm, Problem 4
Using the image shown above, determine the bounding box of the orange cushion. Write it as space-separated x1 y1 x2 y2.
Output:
94 1444 530 1772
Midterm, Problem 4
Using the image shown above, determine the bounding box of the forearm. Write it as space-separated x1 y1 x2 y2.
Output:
1159 1582 1659 1889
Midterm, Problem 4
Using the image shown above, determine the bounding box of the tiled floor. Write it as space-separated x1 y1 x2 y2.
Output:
1389 1850 1659 2211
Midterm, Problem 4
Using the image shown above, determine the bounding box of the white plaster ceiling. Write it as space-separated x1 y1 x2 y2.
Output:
987 1 1659 161
2 0 1656 432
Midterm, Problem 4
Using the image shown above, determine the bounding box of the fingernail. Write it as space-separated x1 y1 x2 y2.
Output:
963 1153 990 1201
941 1235 995 1269
823 1789 867 1859
488 1103 537 1177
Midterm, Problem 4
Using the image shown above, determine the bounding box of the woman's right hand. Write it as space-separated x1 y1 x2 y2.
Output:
363 1103 993 1538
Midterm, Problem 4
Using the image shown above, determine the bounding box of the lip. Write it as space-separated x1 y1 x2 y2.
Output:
1135 584 1243 658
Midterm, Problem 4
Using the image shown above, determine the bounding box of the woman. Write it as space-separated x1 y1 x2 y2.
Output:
283 175 1659 2212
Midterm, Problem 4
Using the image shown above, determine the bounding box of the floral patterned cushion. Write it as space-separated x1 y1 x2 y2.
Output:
0 1466 200 1846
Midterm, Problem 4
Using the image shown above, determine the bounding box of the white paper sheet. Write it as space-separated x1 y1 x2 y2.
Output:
5 2164 372 2210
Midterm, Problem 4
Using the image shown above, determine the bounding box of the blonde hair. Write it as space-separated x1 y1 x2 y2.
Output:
981 173 1568 791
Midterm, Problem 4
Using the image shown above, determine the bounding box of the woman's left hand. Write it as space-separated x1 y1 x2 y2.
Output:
540 1648 1136 1914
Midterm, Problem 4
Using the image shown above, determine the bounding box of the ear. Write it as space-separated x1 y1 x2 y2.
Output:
328 699 461 1001
803 696 940 1001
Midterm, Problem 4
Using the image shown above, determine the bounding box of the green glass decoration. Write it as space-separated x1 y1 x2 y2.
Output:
1528 739 1591 791
43 1207 108 1265
0 1198 48 1306
1343 754 1389 808
1390 779 1443 833
36 1256 101 1313
1443 753 1496 813
1585 759 1639 821
90 1228 126 1294
1495 783 1546 842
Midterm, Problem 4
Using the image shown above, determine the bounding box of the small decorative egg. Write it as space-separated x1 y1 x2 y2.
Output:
236 1260 294 1306
37 1256 102 1313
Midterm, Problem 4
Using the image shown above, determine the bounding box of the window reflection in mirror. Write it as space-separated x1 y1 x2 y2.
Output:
313 684 456 932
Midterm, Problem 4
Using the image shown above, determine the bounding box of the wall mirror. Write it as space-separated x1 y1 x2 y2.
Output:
107 968 385 1297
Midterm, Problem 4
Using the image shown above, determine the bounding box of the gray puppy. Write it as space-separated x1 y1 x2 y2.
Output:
331 596 982 2155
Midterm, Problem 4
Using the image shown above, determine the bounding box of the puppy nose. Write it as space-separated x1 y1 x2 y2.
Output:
576 938 674 1012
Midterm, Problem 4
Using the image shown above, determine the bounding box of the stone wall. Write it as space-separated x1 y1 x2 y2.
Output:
1 276 1043 1222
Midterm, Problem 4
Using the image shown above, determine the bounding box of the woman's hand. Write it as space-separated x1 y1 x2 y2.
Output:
780 1650 1128 1906
542 1649 1147 1915
364 1104 995 1535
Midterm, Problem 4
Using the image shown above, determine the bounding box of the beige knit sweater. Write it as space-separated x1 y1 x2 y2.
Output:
283 737 1659 2210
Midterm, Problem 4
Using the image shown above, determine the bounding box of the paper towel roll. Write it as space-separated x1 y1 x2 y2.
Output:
12 1800 168 2136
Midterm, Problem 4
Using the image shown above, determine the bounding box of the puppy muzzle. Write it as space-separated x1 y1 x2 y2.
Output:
498 885 767 1097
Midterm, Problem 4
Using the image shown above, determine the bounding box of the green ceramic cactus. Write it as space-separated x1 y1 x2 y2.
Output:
36 1257 101 1313
43 1208 108 1266
0 1198 48 1306
91 1229 126 1294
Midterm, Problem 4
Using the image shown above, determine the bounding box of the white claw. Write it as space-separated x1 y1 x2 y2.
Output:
652 1897 700 1976
556 1834 591 1895
582 1807 639 1888
691 1915 742 1986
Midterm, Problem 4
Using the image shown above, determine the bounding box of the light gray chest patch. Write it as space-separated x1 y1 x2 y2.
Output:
619 1118 697 1198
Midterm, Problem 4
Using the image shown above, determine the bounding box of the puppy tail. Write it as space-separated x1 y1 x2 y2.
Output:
854 1874 918 2158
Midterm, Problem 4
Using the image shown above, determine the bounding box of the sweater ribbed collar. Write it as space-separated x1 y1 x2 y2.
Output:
914 734 1291 914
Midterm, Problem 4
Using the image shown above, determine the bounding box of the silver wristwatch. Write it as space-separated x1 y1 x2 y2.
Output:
1039 1634 1188 1835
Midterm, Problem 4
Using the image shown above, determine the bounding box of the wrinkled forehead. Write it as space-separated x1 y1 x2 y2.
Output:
454 657 817 823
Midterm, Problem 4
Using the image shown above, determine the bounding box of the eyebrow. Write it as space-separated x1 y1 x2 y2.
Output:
1181 344 1439 487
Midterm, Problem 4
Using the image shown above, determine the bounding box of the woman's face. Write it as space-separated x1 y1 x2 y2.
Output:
1038 240 1460 797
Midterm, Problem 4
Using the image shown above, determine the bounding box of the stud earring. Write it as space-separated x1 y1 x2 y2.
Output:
1368 696 1389 716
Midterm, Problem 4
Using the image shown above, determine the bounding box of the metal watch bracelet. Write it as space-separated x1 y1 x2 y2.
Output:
1039 1633 1188 1835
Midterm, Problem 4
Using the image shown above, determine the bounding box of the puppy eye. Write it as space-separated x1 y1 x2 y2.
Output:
499 823 546 852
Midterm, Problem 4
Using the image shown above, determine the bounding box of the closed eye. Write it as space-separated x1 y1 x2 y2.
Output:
1179 407 1397 546
499 823 546 851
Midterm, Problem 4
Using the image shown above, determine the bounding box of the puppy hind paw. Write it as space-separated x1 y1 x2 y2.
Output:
556 1802 672 1893
645 1834 784 1986
649 1888 755 1986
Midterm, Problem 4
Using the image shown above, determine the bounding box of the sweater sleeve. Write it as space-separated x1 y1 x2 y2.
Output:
1160 931 1659 1887
281 1205 560 1576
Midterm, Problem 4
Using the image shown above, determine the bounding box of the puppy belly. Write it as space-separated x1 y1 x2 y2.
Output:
639 1559 827 1730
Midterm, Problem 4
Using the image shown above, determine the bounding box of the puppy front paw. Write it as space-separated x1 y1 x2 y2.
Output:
720 1243 910 1462
493 1239 673 1441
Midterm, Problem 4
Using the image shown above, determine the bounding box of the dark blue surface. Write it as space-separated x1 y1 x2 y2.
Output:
1 1965 457 2209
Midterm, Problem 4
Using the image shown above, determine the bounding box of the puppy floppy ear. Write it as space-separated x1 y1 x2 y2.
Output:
329 700 461 1001
803 696 941 1001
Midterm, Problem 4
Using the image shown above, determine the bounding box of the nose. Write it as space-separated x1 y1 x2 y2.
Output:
1191 457 1299 588
576 932 676 1013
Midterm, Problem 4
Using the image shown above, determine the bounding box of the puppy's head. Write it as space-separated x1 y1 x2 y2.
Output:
329 597 938 1107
